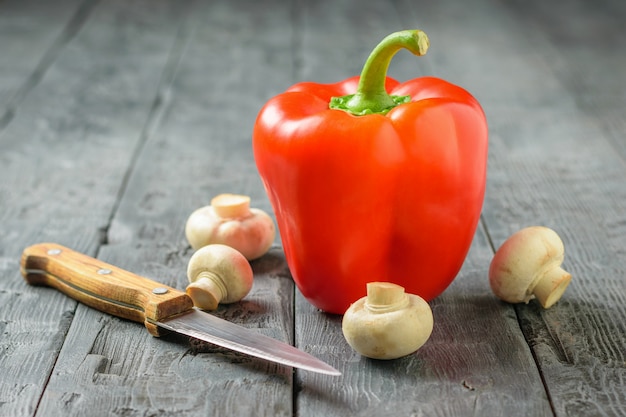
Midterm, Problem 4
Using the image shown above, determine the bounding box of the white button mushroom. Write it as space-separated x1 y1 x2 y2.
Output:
342 282 434 360
489 226 572 308
186 244 253 310
185 193 276 260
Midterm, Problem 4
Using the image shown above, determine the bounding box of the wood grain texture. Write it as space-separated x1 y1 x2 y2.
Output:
33 0 296 415
0 0 101 413
0 0 625 415
0 0 192 415
455 0 626 415
0 0 90 120
292 0 552 415
296 229 554 417
36 248 295 417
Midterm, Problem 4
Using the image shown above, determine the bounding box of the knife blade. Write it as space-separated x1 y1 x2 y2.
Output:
20 242 340 376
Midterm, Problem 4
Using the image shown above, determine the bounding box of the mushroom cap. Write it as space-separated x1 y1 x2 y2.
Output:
342 290 433 360
185 205 275 260
489 226 565 304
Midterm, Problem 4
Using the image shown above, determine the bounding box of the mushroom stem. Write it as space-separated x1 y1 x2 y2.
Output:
186 273 226 311
533 266 572 308
211 194 251 218
365 282 409 313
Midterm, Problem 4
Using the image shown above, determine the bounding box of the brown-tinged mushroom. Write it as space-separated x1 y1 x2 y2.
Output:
489 226 571 308
185 193 275 260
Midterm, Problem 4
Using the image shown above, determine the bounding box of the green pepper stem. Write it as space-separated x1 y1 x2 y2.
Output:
330 30 429 115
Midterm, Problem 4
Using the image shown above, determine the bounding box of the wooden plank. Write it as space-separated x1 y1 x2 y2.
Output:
0 0 192 415
292 0 552 415
0 0 622 416
0 0 91 124
501 0 626 162
34 0 296 415
446 0 626 415
484 108 626 416
296 229 553 416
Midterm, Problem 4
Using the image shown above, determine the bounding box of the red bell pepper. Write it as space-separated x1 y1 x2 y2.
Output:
253 30 488 314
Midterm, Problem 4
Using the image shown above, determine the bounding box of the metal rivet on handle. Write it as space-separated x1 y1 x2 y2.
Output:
47 249 62 255
97 269 112 275
152 287 168 295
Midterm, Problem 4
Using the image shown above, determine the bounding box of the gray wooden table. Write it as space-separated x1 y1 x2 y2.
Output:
1 0 625 416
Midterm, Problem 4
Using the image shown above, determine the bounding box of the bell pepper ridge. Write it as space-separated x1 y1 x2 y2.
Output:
330 30 430 115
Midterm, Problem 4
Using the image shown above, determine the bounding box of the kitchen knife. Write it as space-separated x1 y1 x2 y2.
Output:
20 242 340 376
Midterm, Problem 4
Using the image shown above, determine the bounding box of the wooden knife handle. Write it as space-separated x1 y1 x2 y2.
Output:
20 242 193 336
